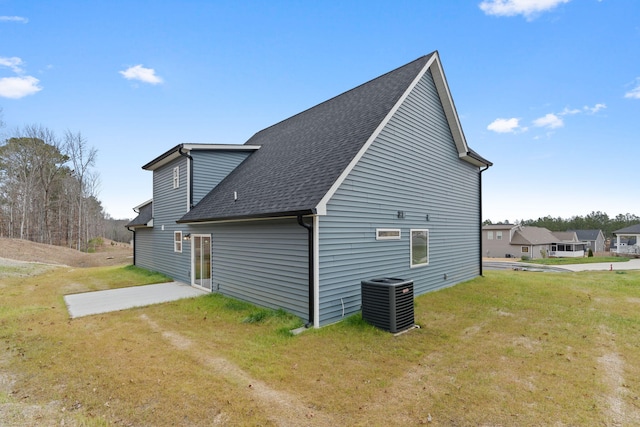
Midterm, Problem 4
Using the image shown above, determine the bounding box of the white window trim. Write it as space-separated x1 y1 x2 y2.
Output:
174 231 183 253
487 231 494 240
496 231 502 240
376 228 401 240
173 166 180 189
410 229 429 268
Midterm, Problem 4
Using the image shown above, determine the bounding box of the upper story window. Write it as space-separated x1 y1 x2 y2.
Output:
173 166 180 189
496 231 502 240
487 231 494 240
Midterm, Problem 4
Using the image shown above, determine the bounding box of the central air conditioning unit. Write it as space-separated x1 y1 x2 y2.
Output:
361 278 414 333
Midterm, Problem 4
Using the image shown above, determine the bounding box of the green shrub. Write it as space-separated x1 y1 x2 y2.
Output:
588 248 594 257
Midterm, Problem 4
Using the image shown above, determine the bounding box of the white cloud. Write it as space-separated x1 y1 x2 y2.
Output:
625 79 640 99
487 117 525 133
0 15 28 23
479 0 571 20
584 103 606 114
0 56 25 74
533 113 563 129
559 103 606 115
559 107 581 115
119 65 163 85
0 56 42 98
0 76 42 99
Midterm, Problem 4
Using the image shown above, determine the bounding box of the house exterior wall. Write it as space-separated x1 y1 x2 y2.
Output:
594 233 605 253
519 244 549 259
190 218 310 320
482 226 516 258
317 69 482 326
132 227 154 270
191 151 253 205
133 150 256 283
134 156 192 283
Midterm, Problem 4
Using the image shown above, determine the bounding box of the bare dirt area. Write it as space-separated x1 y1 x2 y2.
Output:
0 237 132 268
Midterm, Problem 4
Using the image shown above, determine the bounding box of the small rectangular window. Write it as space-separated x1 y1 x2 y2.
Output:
173 166 180 189
410 229 429 267
174 231 182 253
496 231 502 240
487 231 494 240
521 246 529 253
376 228 401 240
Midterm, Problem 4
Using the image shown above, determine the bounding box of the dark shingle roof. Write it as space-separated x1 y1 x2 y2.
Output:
572 229 602 241
614 224 640 234
126 201 153 228
179 54 435 223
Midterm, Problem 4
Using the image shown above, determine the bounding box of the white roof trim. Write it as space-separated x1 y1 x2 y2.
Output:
182 144 261 151
143 144 260 171
429 55 470 157
133 198 152 212
315 54 437 216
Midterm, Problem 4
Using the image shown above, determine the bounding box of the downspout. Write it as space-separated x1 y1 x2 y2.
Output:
479 164 491 276
297 215 314 328
178 146 194 210
127 204 139 266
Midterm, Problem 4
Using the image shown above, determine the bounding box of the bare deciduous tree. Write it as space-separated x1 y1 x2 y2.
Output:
65 130 98 251
0 124 107 250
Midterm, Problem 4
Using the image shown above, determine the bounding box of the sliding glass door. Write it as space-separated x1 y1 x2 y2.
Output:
192 235 211 290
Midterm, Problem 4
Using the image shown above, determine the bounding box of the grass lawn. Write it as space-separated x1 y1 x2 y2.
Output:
2 263 640 425
525 256 630 265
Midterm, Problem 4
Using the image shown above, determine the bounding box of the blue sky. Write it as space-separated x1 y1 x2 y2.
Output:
1 0 639 222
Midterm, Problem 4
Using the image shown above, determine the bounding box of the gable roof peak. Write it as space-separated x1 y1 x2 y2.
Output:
179 51 490 223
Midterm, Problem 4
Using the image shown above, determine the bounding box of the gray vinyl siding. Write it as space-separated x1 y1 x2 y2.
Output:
191 151 253 205
190 218 309 320
134 156 191 283
133 150 252 282
133 227 154 270
318 69 481 326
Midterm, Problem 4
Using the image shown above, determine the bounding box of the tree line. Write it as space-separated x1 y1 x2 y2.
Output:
484 211 640 239
0 117 113 251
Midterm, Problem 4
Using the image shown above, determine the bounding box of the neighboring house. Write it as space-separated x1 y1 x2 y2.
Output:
571 229 605 253
482 225 586 259
127 52 492 327
612 224 640 255
483 224 518 258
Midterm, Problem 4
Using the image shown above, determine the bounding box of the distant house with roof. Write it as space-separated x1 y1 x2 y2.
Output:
482 225 586 259
612 224 640 255
127 52 491 327
571 229 605 253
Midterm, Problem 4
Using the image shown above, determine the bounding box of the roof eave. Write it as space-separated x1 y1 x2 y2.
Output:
176 209 316 224
142 143 261 171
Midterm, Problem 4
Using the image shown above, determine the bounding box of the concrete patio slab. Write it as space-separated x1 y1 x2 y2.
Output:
64 282 208 318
